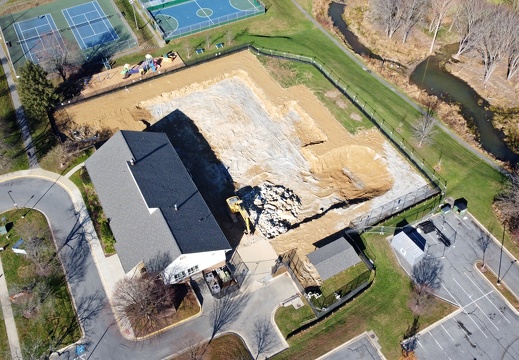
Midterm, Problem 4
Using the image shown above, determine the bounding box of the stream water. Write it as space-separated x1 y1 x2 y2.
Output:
328 2 519 163
410 46 519 163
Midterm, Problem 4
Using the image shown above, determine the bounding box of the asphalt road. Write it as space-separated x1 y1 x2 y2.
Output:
0 176 298 359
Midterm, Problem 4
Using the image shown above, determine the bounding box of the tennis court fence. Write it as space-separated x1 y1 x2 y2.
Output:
160 7 264 40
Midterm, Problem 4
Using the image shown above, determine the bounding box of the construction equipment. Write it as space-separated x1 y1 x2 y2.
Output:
226 196 251 234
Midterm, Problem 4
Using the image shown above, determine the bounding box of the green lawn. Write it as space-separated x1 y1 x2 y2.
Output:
0 309 11 360
273 233 456 360
69 168 116 255
275 299 316 338
0 210 80 358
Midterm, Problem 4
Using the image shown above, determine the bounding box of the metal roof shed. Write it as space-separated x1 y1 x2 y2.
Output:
391 228 427 267
307 237 362 281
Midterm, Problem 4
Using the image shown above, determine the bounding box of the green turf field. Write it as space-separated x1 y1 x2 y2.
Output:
0 0 137 72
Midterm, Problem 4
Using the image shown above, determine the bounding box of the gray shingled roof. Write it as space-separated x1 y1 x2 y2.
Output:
307 237 362 281
85 130 231 273
391 228 426 266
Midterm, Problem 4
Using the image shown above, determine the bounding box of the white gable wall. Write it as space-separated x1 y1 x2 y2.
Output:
162 250 227 284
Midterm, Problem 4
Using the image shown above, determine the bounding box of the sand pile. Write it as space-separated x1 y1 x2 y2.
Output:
239 182 302 239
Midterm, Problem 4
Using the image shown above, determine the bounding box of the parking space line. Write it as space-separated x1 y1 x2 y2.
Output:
442 284 462 307
463 291 494 308
475 303 499 330
463 305 489 338
441 324 455 342
464 272 511 324
453 278 473 300
430 332 452 360
417 339 423 348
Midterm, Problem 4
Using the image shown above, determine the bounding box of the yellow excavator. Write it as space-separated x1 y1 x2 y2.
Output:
226 196 251 234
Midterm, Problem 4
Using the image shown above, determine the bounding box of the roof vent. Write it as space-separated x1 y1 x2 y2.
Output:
174 204 178 211
130 158 135 166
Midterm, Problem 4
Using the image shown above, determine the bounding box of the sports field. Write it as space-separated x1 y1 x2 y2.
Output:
147 0 264 40
0 0 137 72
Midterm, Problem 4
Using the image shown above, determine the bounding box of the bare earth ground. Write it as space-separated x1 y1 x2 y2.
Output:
58 51 427 282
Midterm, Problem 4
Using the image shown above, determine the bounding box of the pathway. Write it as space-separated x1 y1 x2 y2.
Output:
0 38 39 169
0 257 22 360
289 0 504 174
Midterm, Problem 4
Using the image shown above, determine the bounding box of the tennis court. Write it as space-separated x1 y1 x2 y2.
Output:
62 1 119 50
13 14 65 64
148 0 265 40
0 0 137 72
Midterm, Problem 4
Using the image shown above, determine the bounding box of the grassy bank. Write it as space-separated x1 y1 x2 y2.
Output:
0 57 28 173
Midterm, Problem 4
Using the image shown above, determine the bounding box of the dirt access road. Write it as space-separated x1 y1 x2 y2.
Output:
58 51 427 280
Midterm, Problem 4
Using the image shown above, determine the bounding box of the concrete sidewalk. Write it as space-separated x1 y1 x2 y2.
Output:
0 257 22 360
0 35 39 169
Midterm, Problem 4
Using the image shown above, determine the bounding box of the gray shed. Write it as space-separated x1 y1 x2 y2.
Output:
307 237 362 281
391 228 427 266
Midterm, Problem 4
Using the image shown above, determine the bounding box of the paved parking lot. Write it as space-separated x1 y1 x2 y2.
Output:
317 331 385 360
406 212 519 360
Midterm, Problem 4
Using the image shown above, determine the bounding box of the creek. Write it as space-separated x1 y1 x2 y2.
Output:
328 2 519 163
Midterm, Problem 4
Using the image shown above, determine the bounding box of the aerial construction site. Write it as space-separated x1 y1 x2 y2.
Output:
57 51 428 284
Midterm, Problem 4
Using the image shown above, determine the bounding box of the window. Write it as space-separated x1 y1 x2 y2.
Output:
174 271 186 281
187 265 199 275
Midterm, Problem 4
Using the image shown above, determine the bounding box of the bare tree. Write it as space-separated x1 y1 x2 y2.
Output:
210 290 248 339
400 0 428 43
412 257 443 295
38 32 80 82
476 234 491 269
113 275 179 337
252 317 276 359
428 0 455 53
494 172 519 238
225 29 234 45
503 10 519 80
16 217 55 276
205 33 212 49
475 5 509 82
413 101 437 147
184 43 193 59
454 0 486 59
371 0 404 38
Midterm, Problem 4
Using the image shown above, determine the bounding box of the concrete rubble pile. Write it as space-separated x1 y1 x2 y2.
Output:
240 181 302 239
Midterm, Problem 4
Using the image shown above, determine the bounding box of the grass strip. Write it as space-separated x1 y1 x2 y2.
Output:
476 262 519 311
0 210 80 358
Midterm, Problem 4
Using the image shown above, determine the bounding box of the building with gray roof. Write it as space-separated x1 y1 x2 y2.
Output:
307 237 362 282
390 227 427 267
85 130 231 283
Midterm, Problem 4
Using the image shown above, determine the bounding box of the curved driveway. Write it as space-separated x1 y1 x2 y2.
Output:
0 170 298 360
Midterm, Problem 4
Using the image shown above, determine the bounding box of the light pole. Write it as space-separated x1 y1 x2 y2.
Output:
7 190 18 209
129 0 138 29
501 259 518 283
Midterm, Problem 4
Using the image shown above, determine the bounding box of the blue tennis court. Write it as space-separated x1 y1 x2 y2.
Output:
13 14 65 64
149 0 264 40
62 1 119 50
